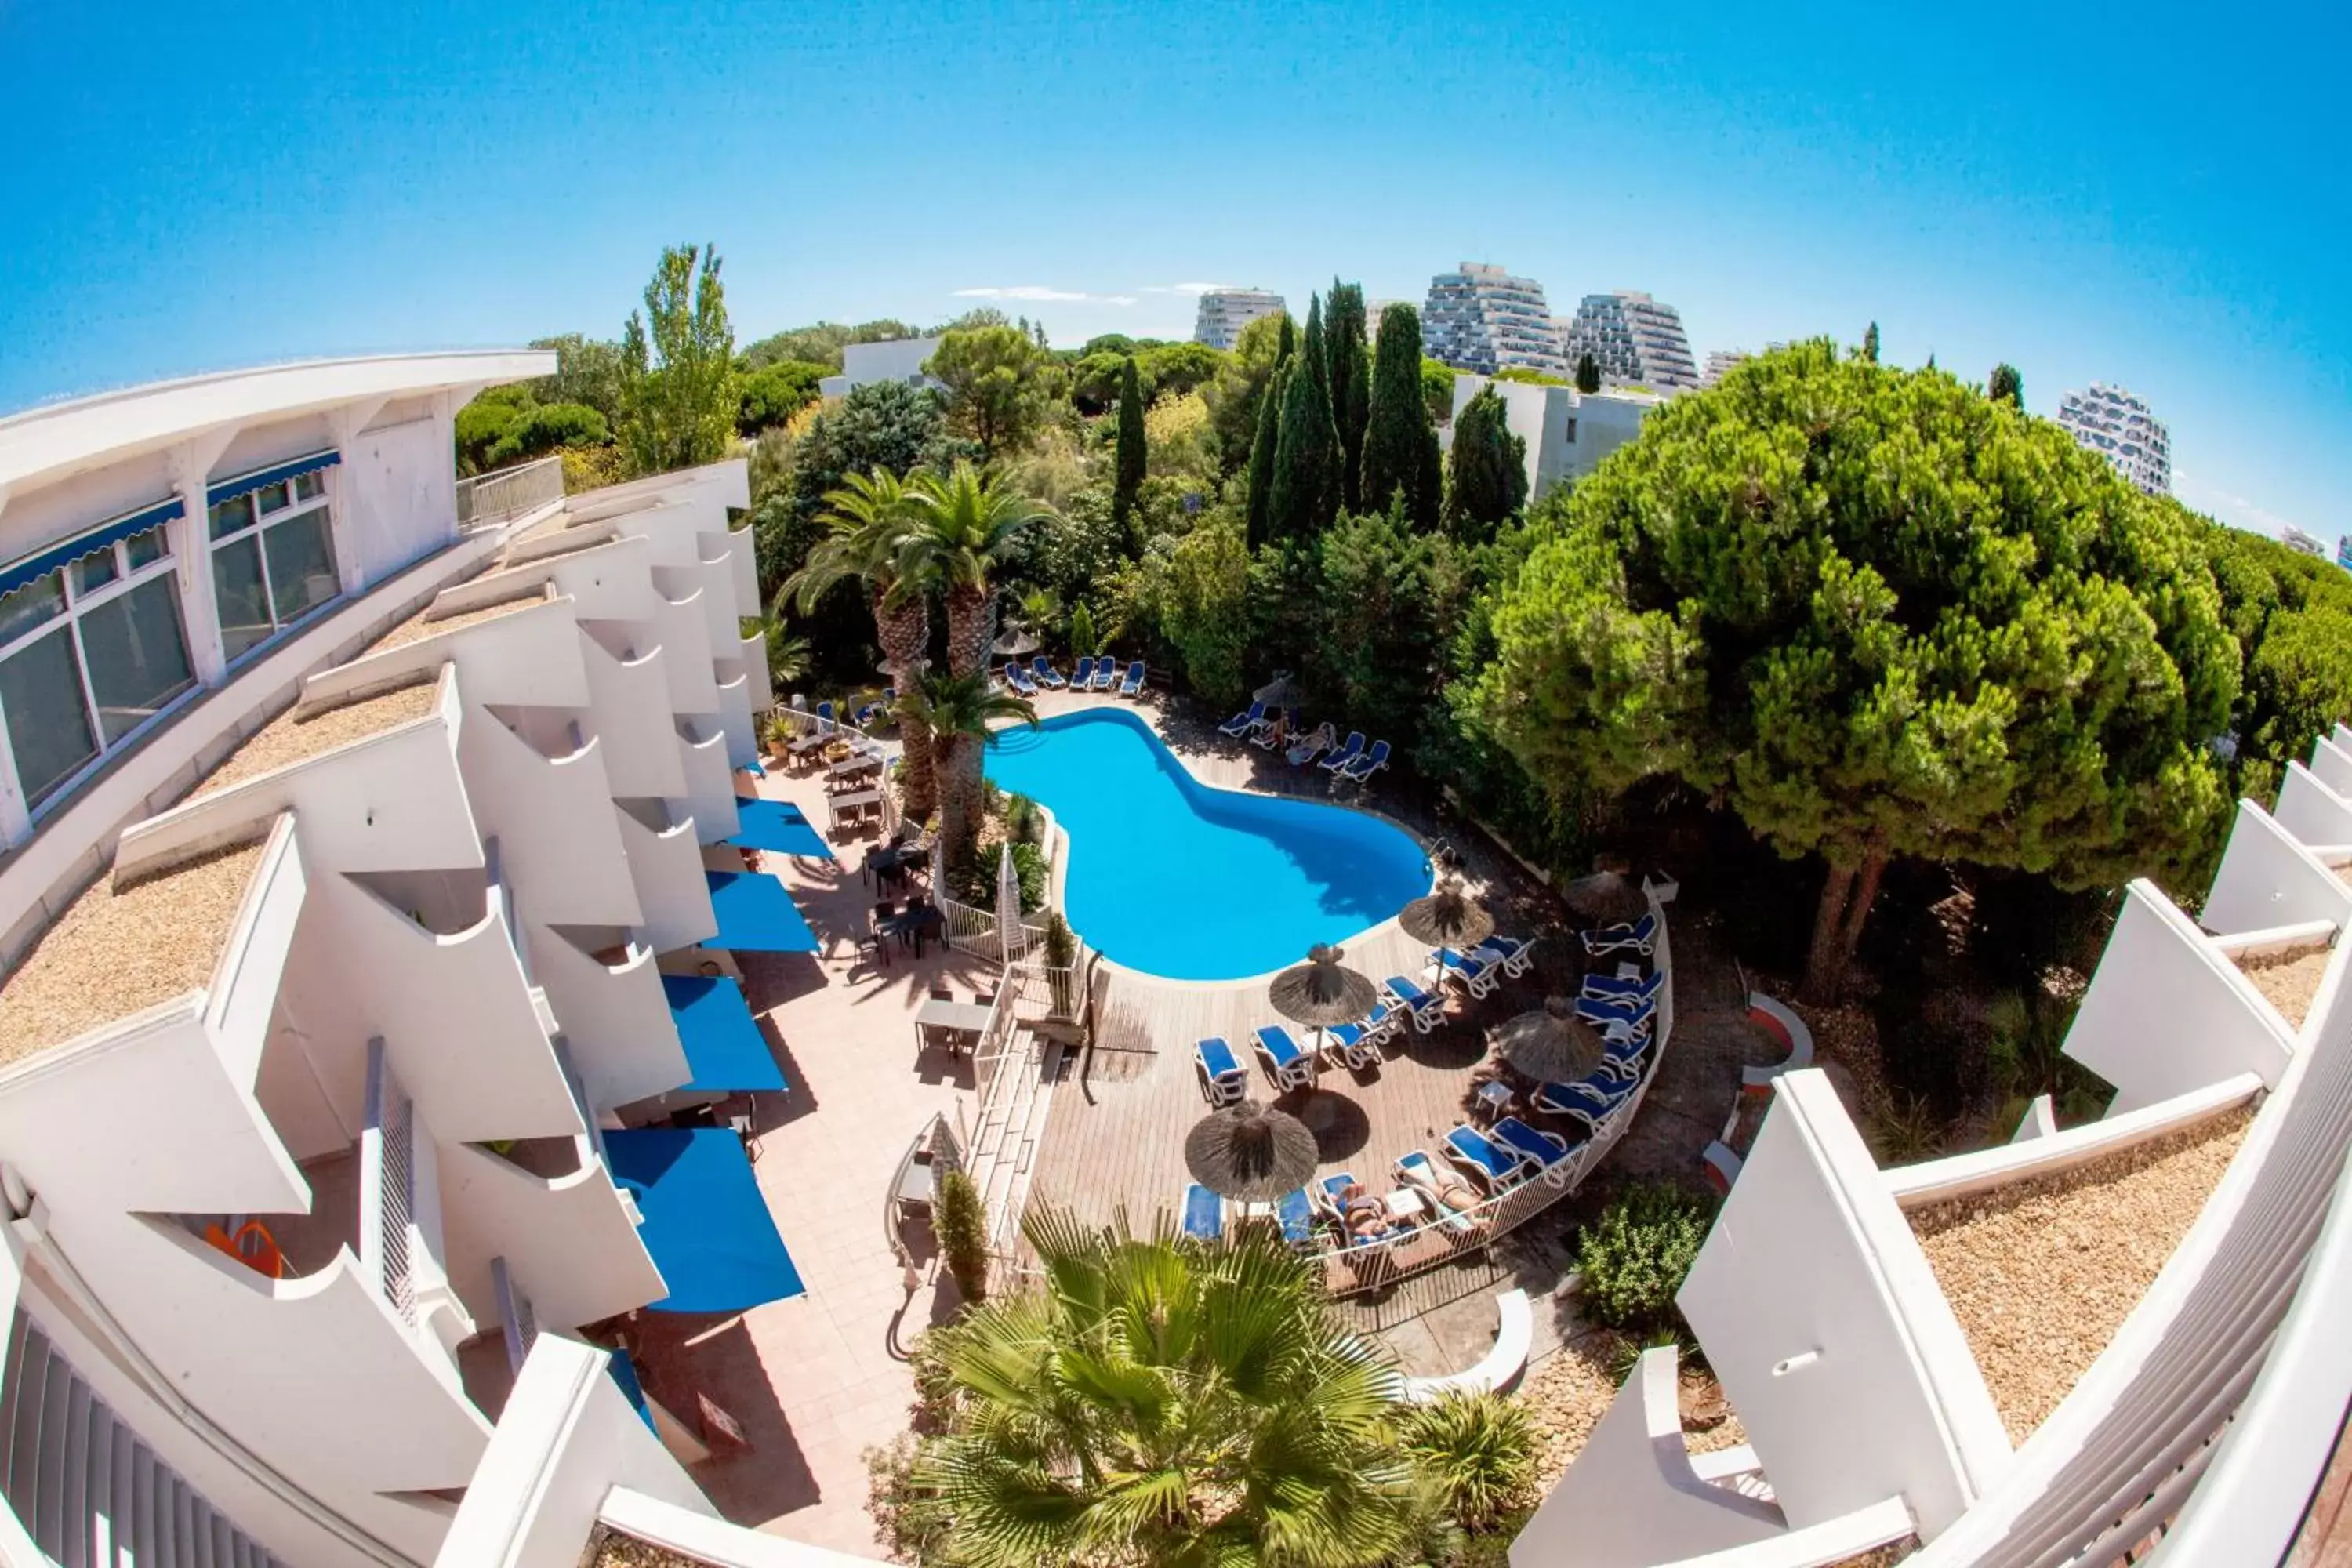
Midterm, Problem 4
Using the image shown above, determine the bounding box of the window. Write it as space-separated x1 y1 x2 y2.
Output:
0 525 192 808
208 468 340 660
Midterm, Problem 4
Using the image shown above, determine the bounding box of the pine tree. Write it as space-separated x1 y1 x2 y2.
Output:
1112 355 1146 524
1363 302 1439 528
1574 352 1602 394
1244 362 1287 549
1416 420 1445 534
1443 384 1529 541
1266 296 1341 541
1278 311 1295 365
1861 321 1880 364
1989 363 2024 409
1326 281 1370 511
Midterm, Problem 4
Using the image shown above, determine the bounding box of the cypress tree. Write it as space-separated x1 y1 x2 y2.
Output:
1278 311 1295 365
1861 321 1881 363
1364 302 1439 528
1266 296 1340 541
1989 363 2024 408
1443 385 1529 542
1112 355 1146 524
1326 281 1370 511
1574 352 1601 394
1244 361 1287 548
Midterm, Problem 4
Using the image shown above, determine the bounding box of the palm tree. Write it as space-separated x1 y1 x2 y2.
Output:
780 469 938 821
755 594 811 688
892 463 1054 681
902 669 1037 865
913 1208 1420 1568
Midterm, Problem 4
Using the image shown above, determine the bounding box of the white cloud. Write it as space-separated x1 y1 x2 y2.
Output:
953 285 1136 307
1140 282 1232 296
2173 468 2316 543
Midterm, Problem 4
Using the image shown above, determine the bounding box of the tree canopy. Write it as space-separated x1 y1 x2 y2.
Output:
617 243 739 477
1443 384 1528 541
1327 281 1370 510
1112 356 1146 524
1473 342 2239 998
737 358 827 434
926 325 1057 458
1989 362 2024 409
1573 353 1600 394
1266 295 1341 542
1364 303 1441 529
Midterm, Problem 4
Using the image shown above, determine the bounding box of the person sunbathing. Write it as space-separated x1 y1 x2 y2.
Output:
1337 1181 1393 1239
1423 1171 1481 1218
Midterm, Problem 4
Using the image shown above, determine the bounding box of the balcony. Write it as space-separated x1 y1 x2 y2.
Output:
456 454 566 533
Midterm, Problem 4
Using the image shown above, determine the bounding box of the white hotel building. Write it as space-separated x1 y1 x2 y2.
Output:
1190 289 1287 351
0 351 2348 1568
2056 383 2172 497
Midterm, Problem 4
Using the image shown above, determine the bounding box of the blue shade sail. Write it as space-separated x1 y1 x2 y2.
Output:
726 797 833 860
702 870 818 953
604 1127 804 1312
662 973 787 1094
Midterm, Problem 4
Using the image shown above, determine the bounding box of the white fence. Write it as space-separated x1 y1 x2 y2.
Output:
456 455 565 532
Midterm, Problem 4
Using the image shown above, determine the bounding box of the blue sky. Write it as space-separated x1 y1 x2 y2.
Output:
2 1 2344 543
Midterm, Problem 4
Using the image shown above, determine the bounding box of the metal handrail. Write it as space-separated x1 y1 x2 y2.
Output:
456 455 565 532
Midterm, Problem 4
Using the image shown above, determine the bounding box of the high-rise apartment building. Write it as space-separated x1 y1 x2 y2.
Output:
1421 262 1570 377
2281 524 2329 559
2056 383 2172 496
1700 348 1751 387
1192 289 1286 350
1562 291 1701 390
2336 533 2352 573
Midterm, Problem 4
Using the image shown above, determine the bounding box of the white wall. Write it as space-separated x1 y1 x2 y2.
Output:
614 805 717 951
527 935 690 1110
1443 375 1655 500
437 1139 663 1334
344 414 458 583
2274 761 2352 848
2202 799 2352 937
460 714 644 931
579 631 691 800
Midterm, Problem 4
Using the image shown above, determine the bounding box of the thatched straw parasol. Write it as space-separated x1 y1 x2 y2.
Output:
991 625 1042 659
1269 943 1379 1029
1563 868 1650 927
1185 1100 1320 1202
1399 878 1495 957
1492 996 1606 1083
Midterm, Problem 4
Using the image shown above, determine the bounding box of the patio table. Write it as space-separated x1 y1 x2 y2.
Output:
914 996 994 1054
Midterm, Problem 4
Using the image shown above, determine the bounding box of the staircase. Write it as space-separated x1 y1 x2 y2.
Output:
961 952 1095 1258
0 1314 289 1568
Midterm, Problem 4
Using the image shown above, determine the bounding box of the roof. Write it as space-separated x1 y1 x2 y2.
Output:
0 350 554 497
194 680 444 799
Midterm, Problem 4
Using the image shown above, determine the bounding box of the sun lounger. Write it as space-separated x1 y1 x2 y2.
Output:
1596 1034 1652 1081
1287 722 1337 766
1473 933 1538 978
1194 1036 1247 1106
1071 655 1097 689
1252 707 1298 750
1381 975 1445 1033
1091 658 1121 692
1182 1183 1224 1241
1327 1003 1395 1062
1582 968 1661 1004
853 695 884 727
1312 1172 1358 1221
1582 912 1659 958
1432 947 1502 1000
1319 731 1367 774
1252 1025 1316 1091
1396 1149 1485 1234
1339 738 1391 782
1004 661 1040 696
1220 700 1268 739
1441 1125 1526 1192
1576 992 1655 1030
1119 660 1146 696
1534 1076 1637 1130
1276 1187 1315 1246
1490 1116 1583 1182
1031 656 1066 689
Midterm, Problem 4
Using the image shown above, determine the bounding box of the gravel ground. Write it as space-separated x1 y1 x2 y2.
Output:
589 1528 698 1567
2234 942 2333 1030
1909 1109 2252 1443
368 585 549 653
197 680 441 797
0 840 267 1064
1520 1331 1748 1496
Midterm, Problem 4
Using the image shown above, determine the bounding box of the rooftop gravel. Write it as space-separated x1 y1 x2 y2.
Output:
195 680 441 797
2234 942 2333 1030
0 840 269 1066
1910 1109 2252 1443
367 586 550 654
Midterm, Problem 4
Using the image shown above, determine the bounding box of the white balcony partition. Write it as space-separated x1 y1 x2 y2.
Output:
676 720 740 845
437 1138 662 1335
2274 760 2352 848
612 804 716 952
361 1040 473 1377
525 933 689 1110
729 626 774 715
301 595 591 713
644 575 721 718
715 670 760 771
434 533 659 625
1678 1071 2011 1540
577 629 690 800
2061 880 2296 1111
2309 732 2352 797
459 713 642 930
2201 798 2352 937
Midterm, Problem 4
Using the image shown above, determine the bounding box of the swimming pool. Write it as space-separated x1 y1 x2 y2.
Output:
982 709 1431 981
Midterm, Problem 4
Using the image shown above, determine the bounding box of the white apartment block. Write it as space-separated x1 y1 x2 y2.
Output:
1190 289 1286 351
2281 524 2329 559
815 336 942 399
1562 291 1701 390
1700 348 1751 387
2056 382 2172 495
1442 374 1657 499
1421 263 1570 378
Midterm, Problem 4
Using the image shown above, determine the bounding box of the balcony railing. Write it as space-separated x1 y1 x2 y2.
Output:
361 1039 472 1361
456 454 566 532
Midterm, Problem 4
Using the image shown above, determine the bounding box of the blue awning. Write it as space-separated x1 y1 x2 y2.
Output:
703 870 818 953
0 497 185 602
605 1347 656 1431
605 1127 804 1312
728 797 833 860
205 448 341 506
662 973 787 1094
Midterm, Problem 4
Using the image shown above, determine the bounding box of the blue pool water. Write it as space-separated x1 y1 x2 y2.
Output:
982 709 1432 980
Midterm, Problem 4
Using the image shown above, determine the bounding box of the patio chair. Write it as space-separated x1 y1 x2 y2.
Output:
1182 1183 1224 1242
1396 1149 1484 1235
1319 731 1367 774
1005 661 1040 696
1031 655 1067 689
1319 1025 1377 1072
1533 1076 1637 1131
1220 700 1269 739
1582 968 1662 1005
1490 1116 1584 1185
1596 1034 1653 1082
1576 992 1655 1031
1251 1025 1317 1091
1119 660 1147 696
1440 1124 1526 1192
1581 912 1659 958
1287 722 1338 767
1432 947 1502 1000
1339 739 1392 782
1381 975 1445 1033
1312 1172 1358 1221
1473 933 1539 978
853 695 886 728
1276 1187 1315 1246
1071 655 1098 689
1091 658 1121 692
1194 1036 1247 1106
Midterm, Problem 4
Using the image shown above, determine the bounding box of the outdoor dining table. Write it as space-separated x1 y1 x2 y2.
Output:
914 996 994 1053
880 901 946 955
862 842 924 888
827 787 884 830
830 750 884 778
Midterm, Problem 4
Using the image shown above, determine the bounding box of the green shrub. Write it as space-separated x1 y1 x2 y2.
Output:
1575 1185 1711 1339
1394 1391 1537 1532
1067 600 1100 656
933 1168 989 1305
1044 910 1076 967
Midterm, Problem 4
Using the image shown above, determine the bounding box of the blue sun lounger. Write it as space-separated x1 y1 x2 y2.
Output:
1432 947 1501 999
1031 656 1066 689
1253 1025 1316 1091
1442 1125 1523 1192
1319 731 1366 774
1004 661 1040 696
1473 933 1538 977
1220 700 1268 739
1120 660 1146 696
1339 738 1391 782
1182 1183 1224 1241
1276 1187 1315 1246
1534 1075 1638 1130
1091 658 1120 692
1071 655 1097 688
1582 912 1660 957
1381 975 1445 1033
1582 968 1662 1004
1490 1116 1582 1179
1195 1036 1247 1105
